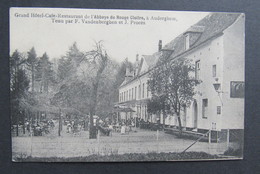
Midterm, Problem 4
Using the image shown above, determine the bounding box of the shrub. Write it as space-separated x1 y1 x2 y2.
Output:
13 151 224 162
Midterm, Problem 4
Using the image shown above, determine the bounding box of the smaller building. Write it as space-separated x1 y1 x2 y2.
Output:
116 54 159 124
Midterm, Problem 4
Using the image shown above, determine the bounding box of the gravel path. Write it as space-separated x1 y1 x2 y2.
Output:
12 123 228 158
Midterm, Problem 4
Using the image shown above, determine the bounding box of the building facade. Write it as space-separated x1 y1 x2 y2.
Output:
117 54 156 122
116 13 245 136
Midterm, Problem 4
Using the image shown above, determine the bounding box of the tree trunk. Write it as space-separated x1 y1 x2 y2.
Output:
88 48 107 139
22 110 25 134
16 112 19 136
162 110 166 131
58 108 61 136
89 109 97 139
177 112 182 137
89 82 98 139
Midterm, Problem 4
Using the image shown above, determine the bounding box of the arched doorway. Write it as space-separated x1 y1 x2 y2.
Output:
193 100 198 128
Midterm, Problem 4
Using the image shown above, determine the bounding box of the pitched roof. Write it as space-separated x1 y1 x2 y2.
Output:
142 52 161 68
163 13 241 58
141 13 241 69
119 13 241 88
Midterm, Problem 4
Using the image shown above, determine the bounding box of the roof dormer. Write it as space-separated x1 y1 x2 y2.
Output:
183 25 205 50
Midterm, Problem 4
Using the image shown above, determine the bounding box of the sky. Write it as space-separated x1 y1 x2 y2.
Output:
10 8 209 63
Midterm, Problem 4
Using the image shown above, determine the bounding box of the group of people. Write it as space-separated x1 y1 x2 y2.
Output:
65 120 84 134
63 115 162 136
25 119 55 136
111 118 162 132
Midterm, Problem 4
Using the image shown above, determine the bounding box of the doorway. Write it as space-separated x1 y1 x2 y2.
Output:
193 100 198 128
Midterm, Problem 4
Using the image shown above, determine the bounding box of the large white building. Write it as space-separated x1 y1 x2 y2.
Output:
116 13 244 139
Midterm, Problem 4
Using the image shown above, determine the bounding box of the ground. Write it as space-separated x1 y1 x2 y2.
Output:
12 121 229 160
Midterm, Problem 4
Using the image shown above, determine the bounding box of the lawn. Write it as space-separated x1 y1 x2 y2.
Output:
12 127 234 161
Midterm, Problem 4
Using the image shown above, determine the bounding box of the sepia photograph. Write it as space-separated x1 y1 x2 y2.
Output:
10 8 245 162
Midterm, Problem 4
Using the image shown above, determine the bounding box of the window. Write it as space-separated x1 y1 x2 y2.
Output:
195 60 200 80
184 34 190 50
147 83 149 97
212 123 216 130
142 83 145 98
129 89 131 100
144 105 147 120
202 99 208 118
132 88 134 100
135 86 137 99
217 106 221 115
230 81 244 98
212 65 216 77
138 85 141 99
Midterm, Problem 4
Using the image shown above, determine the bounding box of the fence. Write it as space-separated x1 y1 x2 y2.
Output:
12 128 243 159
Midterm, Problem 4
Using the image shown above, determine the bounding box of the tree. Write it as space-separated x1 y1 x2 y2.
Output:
84 41 109 139
53 43 89 109
147 95 170 129
148 55 199 136
57 57 69 81
36 52 54 93
66 42 85 66
95 59 120 117
52 41 115 138
10 50 30 135
26 47 38 92
50 41 125 138
57 42 84 81
10 50 21 92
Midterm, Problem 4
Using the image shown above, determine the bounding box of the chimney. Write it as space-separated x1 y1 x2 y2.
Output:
125 66 133 82
136 54 139 62
158 40 162 52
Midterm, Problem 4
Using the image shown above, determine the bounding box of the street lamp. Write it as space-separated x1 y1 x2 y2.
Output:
213 78 223 106
213 78 224 94
213 82 221 92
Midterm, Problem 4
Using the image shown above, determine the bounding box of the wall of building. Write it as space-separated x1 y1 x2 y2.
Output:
118 71 152 121
173 15 245 131
221 14 245 129
172 35 224 131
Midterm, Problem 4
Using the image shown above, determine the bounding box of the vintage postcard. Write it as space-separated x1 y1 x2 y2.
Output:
10 8 244 162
